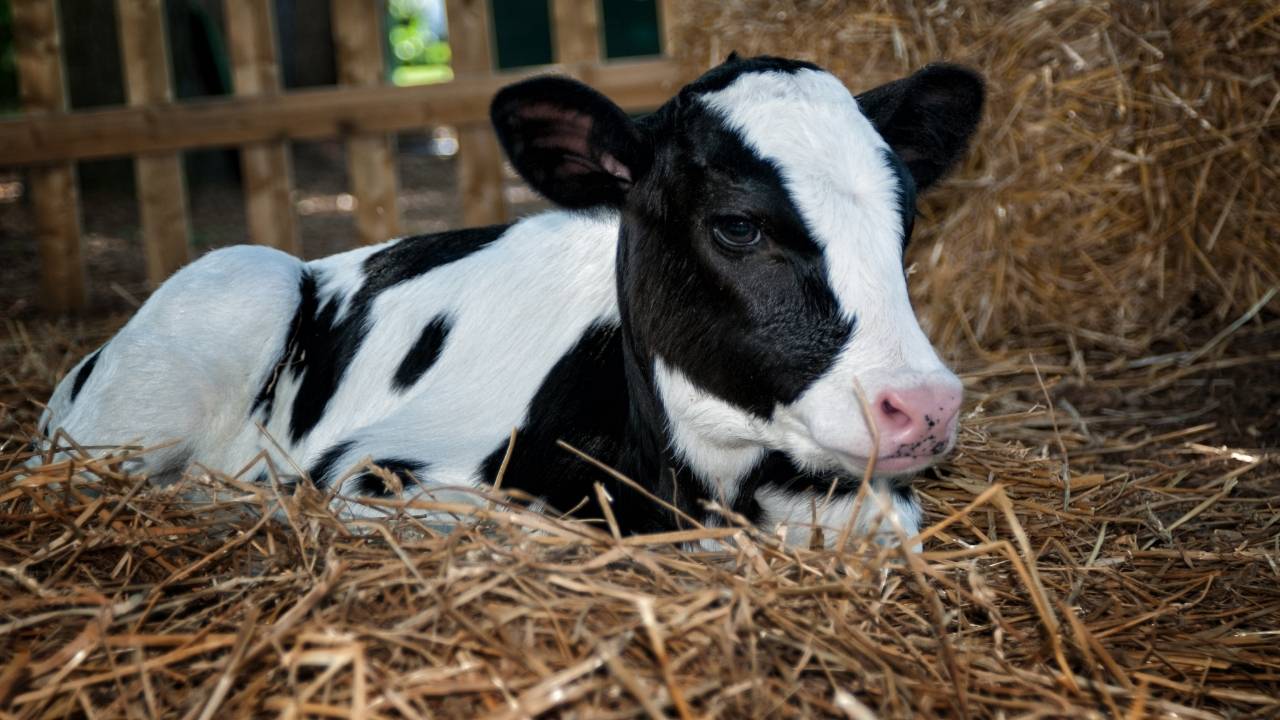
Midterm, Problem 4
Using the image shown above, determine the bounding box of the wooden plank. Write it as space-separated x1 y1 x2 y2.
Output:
332 0 401 245
445 0 507 226
27 165 85 314
656 0 675 57
444 0 493 96
12 0 86 313
552 0 601 64
224 0 300 255
117 0 192 286
0 59 685 166
455 124 507 227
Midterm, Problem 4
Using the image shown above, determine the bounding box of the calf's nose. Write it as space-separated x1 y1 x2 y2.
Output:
872 384 962 456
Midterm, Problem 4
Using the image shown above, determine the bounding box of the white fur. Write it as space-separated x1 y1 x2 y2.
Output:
41 245 305 475
302 210 621 503
653 358 766 503
757 480 923 550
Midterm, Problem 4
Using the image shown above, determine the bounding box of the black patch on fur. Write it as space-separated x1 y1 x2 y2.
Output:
356 458 426 497
362 226 507 291
623 98 855 418
251 284 315 422
392 316 451 391
892 481 915 502
756 455 860 497
275 226 506 443
729 452 861 525
69 349 101 402
308 440 354 488
883 147 918 247
478 322 702 534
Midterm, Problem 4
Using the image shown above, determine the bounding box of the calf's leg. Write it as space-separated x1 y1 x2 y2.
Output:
37 245 306 479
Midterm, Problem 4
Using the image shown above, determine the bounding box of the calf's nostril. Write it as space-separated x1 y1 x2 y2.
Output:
875 392 918 433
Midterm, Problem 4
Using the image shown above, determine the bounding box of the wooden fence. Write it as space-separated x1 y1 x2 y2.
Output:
1 0 683 314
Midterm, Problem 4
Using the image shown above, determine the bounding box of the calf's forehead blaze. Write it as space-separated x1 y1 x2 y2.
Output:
690 66 915 286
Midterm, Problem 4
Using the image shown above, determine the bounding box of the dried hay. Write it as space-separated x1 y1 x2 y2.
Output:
2 1 1279 717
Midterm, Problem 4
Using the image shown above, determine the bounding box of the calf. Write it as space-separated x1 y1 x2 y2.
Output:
39 55 983 546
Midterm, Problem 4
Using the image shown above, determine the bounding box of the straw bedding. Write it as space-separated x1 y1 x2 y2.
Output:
1 1 1277 717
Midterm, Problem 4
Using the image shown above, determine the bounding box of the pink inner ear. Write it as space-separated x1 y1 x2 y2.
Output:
600 153 632 182
534 130 593 158
518 103 631 182
518 103 594 139
558 155 599 176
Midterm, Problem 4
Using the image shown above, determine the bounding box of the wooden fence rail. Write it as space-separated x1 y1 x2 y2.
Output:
2 0 682 314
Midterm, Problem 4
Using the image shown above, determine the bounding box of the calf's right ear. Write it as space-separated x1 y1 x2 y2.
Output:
490 76 650 209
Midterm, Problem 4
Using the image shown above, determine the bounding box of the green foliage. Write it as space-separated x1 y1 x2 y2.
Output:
388 0 451 86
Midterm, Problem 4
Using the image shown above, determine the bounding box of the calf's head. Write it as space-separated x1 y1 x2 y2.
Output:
492 56 983 482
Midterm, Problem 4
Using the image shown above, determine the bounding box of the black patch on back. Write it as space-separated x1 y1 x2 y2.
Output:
392 316 451 391
69 349 102 402
252 225 507 443
362 226 508 292
308 440 354 488
356 458 426 497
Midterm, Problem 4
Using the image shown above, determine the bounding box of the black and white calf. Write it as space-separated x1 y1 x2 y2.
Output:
40 55 983 545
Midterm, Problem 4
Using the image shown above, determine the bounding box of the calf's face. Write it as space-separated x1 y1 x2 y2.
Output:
492 56 984 481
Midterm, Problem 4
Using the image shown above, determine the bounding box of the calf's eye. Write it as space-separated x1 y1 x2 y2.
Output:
711 216 762 250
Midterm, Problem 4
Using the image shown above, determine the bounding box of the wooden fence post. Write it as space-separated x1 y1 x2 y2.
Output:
445 0 507 227
552 0 601 64
656 0 675 57
117 0 192 286
224 0 301 255
332 0 402 245
12 0 86 313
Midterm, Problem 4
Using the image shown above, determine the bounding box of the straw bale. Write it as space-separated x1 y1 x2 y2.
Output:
669 0 1280 355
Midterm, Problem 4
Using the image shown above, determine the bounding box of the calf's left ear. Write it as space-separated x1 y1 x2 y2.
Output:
856 64 985 191
490 76 650 209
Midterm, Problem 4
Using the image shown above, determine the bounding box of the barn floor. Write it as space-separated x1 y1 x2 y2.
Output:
1 308 1277 717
